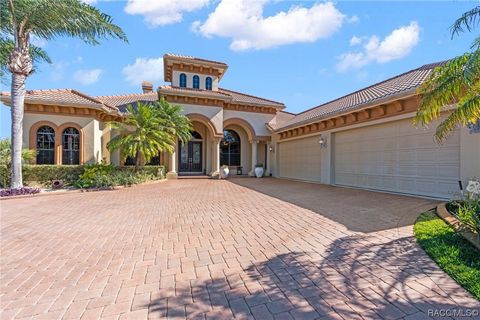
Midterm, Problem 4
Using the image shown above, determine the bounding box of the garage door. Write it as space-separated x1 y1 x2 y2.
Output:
334 118 460 198
278 136 322 182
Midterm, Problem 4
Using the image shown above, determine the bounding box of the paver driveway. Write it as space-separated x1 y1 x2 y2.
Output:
1 178 478 320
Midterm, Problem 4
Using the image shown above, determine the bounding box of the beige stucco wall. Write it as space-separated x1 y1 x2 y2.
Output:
224 110 275 137
179 104 223 134
23 113 104 164
171 71 219 91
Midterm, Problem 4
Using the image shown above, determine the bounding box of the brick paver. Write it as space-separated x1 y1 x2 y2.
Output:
1 178 478 319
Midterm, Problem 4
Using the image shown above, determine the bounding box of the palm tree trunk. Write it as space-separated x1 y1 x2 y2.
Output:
10 72 26 188
135 150 141 169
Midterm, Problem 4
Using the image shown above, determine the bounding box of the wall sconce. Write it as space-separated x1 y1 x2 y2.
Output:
319 135 327 149
269 144 275 152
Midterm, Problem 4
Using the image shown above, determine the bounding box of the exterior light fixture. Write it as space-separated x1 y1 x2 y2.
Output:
269 144 275 152
319 135 327 149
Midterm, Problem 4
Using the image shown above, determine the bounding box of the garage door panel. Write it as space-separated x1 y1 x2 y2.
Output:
279 136 321 182
334 118 460 198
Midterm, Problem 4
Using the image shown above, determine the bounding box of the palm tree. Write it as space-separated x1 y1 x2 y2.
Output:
107 101 192 167
1 0 127 188
414 6 480 142
154 97 193 145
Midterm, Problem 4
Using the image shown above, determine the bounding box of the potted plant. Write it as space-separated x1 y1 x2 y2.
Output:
220 165 229 179
254 164 264 178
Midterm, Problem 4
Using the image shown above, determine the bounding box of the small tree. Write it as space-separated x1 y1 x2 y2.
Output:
415 6 480 141
106 100 192 167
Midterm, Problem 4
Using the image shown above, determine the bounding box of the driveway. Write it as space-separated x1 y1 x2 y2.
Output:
1 178 478 320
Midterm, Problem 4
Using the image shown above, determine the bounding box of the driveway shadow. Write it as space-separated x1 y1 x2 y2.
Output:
147 233 478 319
227 177 438 233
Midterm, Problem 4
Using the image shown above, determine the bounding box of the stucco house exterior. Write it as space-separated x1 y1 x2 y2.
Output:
1 54 479 199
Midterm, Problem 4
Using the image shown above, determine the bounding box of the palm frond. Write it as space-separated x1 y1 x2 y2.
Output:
434 92 480 142
450 6 480 37
0 0 128 45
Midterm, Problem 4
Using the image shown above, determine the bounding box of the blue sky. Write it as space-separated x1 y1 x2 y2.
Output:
1 0 478 138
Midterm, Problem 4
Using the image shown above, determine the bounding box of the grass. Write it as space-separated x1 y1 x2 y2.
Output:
414 211 480 300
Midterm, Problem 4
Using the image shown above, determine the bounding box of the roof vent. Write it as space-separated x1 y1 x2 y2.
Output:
142 81 153 93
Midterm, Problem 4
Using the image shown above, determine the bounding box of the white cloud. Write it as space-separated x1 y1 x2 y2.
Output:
125 0 210 26
193 0 345 51
73 69 102 85
122 57 164 85
349 35 363 46
337 21 420 72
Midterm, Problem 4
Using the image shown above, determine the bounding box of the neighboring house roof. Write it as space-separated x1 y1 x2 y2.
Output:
0 89 117 112
276 61 446 131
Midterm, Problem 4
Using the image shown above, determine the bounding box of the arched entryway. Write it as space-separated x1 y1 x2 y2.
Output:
178 131 203 173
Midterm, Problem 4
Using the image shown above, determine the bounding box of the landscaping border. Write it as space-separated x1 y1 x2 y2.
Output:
436 203 480 251
0 178 166 201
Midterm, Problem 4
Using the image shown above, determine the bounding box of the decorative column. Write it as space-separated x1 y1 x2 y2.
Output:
265 143 271 176
211 138 221 176
166 145 178 179
249 140 258 176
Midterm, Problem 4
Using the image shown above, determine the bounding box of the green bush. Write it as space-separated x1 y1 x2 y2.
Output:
74 164 165 189
0 165 8 188
0 164 165 189
23 165 86 186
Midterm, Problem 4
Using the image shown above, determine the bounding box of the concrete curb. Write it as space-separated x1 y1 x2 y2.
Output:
436 203 480 251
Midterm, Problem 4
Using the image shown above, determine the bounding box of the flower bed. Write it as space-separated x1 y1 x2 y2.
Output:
436 180 480 250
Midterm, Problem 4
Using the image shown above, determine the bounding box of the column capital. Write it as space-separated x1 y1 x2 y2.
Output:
249 139 259 144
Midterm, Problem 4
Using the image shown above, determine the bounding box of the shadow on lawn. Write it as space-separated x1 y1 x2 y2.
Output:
146 234 477 319
227 177 438 233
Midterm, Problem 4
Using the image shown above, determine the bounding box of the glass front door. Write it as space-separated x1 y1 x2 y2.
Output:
179 141 202 173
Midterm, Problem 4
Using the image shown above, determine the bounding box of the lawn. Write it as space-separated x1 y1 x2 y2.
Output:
414 211 480 300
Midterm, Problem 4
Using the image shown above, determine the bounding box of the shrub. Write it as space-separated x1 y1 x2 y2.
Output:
448 179 480 235
23 165 85 186
0 187 41 197
74 164 165 189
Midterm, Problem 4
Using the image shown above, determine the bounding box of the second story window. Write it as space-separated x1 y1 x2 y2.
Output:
179 73 187 88
193 75 200 89
206 77 212 90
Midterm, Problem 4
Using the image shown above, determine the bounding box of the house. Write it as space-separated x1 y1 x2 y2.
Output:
1 54 479 199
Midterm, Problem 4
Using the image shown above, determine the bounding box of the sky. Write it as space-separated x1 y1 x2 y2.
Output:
1 0 478 138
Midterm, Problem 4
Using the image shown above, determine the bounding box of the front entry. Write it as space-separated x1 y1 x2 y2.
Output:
179 131 203 173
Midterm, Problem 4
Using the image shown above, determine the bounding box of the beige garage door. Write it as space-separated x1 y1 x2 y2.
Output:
278 136 322 182
334 118 460 198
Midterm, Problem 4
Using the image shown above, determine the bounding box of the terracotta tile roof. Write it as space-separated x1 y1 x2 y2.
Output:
96 92 158 108
158 85 232 100
0 89 117 112
276 61 447 131
219 88 285 108
164 53 228 67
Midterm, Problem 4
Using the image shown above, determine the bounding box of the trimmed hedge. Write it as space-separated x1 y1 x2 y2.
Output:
0 164 165 188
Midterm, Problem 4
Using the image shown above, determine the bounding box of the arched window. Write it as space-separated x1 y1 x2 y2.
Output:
179 73 187 88
191 131 202 140
36 126 55 165
205 77 212 90
62 127 80 165
220 129 241 166
193 75 200 89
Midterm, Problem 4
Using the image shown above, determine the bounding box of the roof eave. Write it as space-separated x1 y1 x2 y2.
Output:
275 89 417 133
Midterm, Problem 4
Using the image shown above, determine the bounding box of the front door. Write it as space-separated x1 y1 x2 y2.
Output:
179 141 202 173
